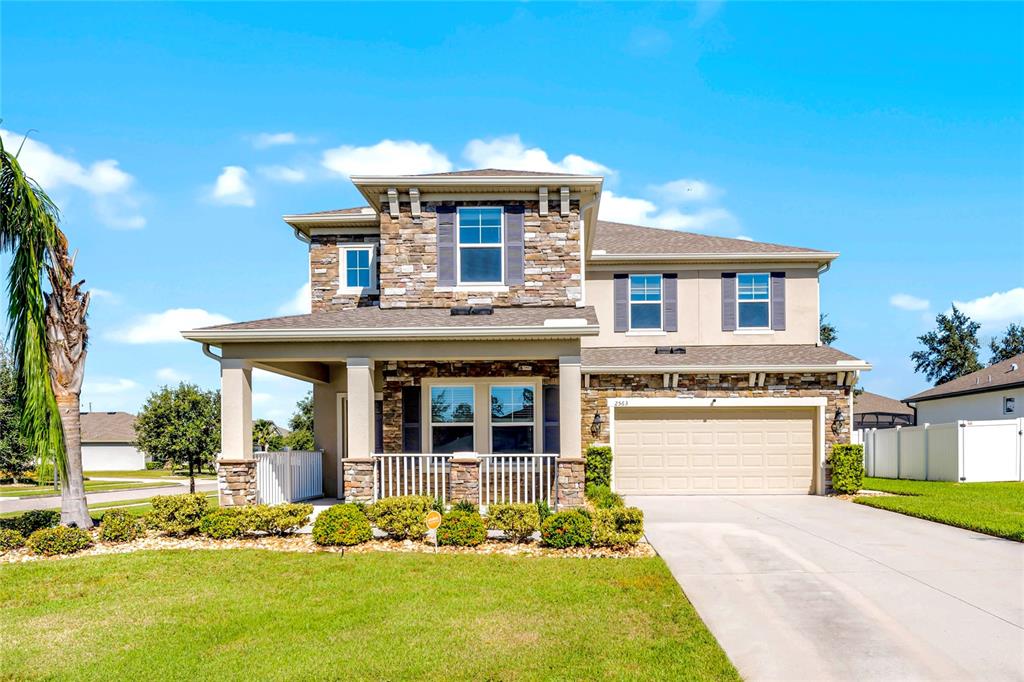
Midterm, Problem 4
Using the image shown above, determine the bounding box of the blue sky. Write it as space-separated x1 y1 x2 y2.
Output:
2 2 1022 425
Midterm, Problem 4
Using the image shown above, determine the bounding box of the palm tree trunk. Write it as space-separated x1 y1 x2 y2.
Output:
56 393 90 527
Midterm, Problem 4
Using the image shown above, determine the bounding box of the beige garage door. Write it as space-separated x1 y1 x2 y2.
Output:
613 407 815 495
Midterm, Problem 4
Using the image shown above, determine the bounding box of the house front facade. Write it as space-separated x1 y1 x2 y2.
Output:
183 169 869 507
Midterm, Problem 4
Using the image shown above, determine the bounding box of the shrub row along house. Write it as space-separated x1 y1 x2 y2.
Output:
183 169 869 507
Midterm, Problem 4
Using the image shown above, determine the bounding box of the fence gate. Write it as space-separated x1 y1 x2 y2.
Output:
255 451 324 505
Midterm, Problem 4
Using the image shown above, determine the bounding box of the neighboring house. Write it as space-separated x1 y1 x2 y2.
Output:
80 411 145 470
183 169 869 506
905 353 1024 424
853 391 915 430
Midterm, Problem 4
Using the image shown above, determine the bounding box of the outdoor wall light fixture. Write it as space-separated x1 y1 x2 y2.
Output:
831 407 846 435
591 411 604 437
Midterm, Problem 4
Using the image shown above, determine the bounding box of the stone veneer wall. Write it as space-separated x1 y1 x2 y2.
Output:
342 458 374 503
217 460 257 507
309 234 381 312
556 458 586 508
380 359 560 454
377 200 582 309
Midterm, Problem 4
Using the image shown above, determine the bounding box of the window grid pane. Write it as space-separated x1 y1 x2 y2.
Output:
629 274 662 302
737 273 770 301
491 386 534 423
345 248 372 288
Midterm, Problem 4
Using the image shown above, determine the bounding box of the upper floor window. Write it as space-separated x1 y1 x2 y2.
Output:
630 274 663 330
1005 397 1016 415
458 207 503 284
339 245 377 294
737 273 770 328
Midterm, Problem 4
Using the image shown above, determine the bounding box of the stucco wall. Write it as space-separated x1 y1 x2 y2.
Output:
81 444 145 471
582 266 821 347
914 387 1024 424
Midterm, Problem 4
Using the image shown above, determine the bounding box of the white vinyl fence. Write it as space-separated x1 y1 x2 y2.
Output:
480 454 557 507
374 454 452 502
860 418 1023 483
255 450 324 505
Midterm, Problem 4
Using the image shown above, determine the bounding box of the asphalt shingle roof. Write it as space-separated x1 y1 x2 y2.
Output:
853 391 914 416
581 344 864 369
80 412 136 444
905 353 1024 402
592 221 826 256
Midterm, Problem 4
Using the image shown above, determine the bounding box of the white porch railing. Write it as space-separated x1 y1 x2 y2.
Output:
374 454 452 502
255 450 324 505
480 454 556 507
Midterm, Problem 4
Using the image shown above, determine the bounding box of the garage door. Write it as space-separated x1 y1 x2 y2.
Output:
613 407 814 495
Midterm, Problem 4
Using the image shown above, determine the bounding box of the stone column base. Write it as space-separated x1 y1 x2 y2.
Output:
556 457 585 509
450 457 480 505
217 459 257 507
342 458 374 503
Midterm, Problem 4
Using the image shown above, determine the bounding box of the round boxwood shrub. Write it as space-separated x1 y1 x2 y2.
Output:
436 510 487 547
199 508 249 540
591 507 644 549
27 526 93 556
367 495 432 540
828 444 865 494
147 493 211 536
488 503 540 543
99 508 144 543
312 504 372 546
0 528 26 553
540 509 593 549
243 503 313 535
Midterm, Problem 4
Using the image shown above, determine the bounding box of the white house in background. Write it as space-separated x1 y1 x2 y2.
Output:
81 411 145 471
904 353 1024 424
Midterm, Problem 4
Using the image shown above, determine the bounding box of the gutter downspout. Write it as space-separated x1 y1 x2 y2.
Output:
292 225 311 244
578 197 598 307
202 343 222 362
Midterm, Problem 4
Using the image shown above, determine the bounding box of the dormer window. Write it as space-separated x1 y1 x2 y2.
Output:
457 207 503 284
338 244 377 295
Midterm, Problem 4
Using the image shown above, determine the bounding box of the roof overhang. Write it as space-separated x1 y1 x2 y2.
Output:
588 251 840 266
904 379 1024 404
182 324 600 345
582 361 872 374
283 210 380 240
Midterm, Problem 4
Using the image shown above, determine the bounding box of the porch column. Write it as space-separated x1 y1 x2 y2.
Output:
219 359 255 506
559 356 583 457
345 357 375 458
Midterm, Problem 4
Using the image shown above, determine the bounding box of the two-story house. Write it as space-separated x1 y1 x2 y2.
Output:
183 169 869 507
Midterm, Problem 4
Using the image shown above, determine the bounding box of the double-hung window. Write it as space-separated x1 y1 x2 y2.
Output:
430 386 474 453
457 207 503 284
339 245 377 294
490 386 535 454
737 273 770 329
629 274 663 330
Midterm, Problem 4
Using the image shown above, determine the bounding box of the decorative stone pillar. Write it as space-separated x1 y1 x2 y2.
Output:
449 457 480 505
218 460 257 507
342 457 375 503
556 457 586 509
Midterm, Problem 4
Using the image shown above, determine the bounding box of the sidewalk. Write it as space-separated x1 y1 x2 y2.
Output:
0 479 219 514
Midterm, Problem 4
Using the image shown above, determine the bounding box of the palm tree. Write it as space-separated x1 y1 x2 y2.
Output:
0 132 92 527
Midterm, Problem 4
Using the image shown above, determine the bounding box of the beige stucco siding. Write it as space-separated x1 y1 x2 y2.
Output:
583 266 821 347
914 387 1024 424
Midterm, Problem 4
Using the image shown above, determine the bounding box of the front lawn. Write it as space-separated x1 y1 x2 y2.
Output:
856 477 1024 542
0 480 178 498
0 550 738 681
84 469 216 479
0 492 220 520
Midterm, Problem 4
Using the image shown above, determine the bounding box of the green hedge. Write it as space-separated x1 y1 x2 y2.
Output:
592 507 644 549
99 508 144 543
585 445 612 488
244 503 313 535
27 526 93 555
541 509 593 548
368 495 433 540
488 503 540 543
436 510 487 547
0 509 60 537
585 484 624 510
0 528 26 552
828 444 864 494
199 508 249 540
313 504 372 546
147 494 211 536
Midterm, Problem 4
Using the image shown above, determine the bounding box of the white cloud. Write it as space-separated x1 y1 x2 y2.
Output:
155 367 188 383
209 166 254 206
735 235 754 241
599 190 738 232
250 132 301 149
0 128 146 229
651 178 723 204
889 293 931 312
258 165 307 183
322 139 452 177
953 287 1024 327
110 308 232 344
89 288 120 303
463 135 610 176
277 282 311 315
86 378 138 394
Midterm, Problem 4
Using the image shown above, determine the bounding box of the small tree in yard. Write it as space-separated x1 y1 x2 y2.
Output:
253 419 284 452
284 391 314 450
0 341 32 482
911 305 982 386
990 323 1024 364
135 383 219 493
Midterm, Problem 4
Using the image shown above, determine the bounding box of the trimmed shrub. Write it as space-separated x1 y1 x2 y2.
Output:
451 499 478 514
0 509 60 537
585 445 612 488
99 508 144 543
828 444 865 494
0 528 25 552
27 526 93 555
145 461 164 470
312 504 372 546
147 493 211 536
536 499 552 524
592 507 644 549
585 484 624 510
431 497 446 514
200 508 249 540
540 509 593 549
488 503 540 543
436 510 487 547
244 503 313 535
368 495 432 540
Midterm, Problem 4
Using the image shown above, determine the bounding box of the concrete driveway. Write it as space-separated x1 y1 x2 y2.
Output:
633 495 1024 682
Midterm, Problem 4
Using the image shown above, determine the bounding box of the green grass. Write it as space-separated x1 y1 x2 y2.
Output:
856 477 1024 542
0 550 738 681
0 480 179 498
84 469 216 479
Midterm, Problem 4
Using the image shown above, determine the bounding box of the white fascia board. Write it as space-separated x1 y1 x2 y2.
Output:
588 252 840 265
583 362 872 374
606 396 829 408
350 174 604 188
182 325 601 343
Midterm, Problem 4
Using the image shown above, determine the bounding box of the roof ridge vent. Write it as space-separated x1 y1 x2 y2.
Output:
450 306 471 316
469 305 493 315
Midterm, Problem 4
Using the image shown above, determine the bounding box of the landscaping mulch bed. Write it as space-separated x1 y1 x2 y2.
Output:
1 529 655 564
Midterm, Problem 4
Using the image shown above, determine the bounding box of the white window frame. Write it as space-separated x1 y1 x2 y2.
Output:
421 377 542 454
628 274 664 332
338 244 378 295
427 384 476 454
1004 397 1016 415
456 206 504 286
489 384 539 455
736 272 771 330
